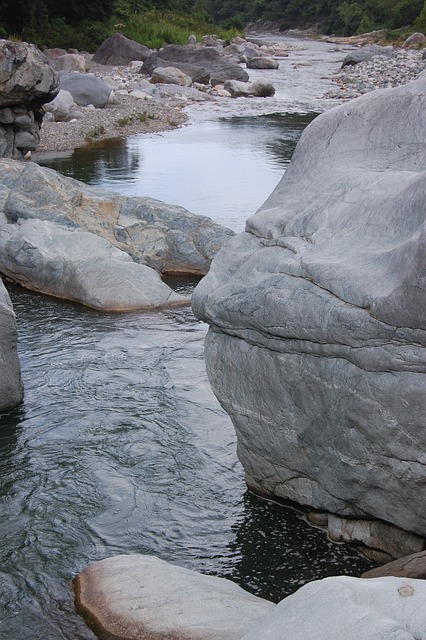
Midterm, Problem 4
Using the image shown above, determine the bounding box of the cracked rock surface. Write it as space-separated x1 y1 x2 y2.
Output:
192 74 426 538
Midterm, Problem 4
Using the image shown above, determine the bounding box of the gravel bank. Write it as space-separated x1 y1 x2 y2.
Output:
329 48 426 99
37 92 188 153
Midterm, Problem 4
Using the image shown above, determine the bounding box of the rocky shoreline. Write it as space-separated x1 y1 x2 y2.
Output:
36 39 426 155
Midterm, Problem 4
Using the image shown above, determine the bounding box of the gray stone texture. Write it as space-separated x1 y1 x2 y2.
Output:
192 75 426 539
0 278 23 411
58 72 112 107
0 40 59 158
0 159 234 309
141 44 249 85
92 33 151 65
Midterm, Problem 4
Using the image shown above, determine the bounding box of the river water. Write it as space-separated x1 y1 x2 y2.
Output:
1 35 372 640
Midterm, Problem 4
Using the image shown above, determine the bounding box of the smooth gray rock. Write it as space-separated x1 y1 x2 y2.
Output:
224 79 275 97
150 66 192 87
341 44 394 67
246 57 279 69
43 89 75 121
92 33 151 65
0 219 186 311
0 159 234 276
59 72 112 107
192 76 426 539
0 278 23 412
242 576 426 640
74 554 275 640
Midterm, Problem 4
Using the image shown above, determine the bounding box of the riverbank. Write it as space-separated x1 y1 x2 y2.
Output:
37 36 426 154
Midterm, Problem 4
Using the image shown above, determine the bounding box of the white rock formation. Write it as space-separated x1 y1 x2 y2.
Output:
242 576 426 640
193 75 426 542
74 554 275 640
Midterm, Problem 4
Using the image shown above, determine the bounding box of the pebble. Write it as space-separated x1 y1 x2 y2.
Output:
327 49 426 99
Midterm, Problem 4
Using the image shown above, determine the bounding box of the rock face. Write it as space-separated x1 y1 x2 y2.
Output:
0 158 234 309
0 278 23 412
192 76 426 542
74 554 275 640
92 32 151 65
0 40 58 158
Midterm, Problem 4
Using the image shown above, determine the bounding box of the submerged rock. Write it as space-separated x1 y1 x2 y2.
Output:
192 75 426 543
0 279 23 412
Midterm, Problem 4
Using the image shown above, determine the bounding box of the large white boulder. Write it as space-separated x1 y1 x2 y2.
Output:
192 75 426 541
242 576 426 640
74 554 275 640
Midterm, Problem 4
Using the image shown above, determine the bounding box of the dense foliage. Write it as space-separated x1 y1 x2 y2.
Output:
0 0 425 50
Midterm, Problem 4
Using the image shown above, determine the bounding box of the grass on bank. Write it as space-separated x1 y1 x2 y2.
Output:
0 9 242 52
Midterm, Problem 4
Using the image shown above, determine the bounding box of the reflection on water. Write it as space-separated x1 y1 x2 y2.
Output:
3 92 374 639
0 284 373 640
34 113 317 232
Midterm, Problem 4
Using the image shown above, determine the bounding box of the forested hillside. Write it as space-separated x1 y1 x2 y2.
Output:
1 0 425 50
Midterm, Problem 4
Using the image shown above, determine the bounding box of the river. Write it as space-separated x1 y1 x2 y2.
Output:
1 35 372 640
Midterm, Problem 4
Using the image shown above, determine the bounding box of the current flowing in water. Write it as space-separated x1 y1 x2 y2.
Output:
1 36 373 640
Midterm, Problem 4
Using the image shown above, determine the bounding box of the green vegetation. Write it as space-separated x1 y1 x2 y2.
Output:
116 112 158 127
84 125 106 142
0 0 424 51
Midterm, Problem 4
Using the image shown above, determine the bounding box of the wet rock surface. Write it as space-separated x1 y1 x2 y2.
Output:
0 278 23 411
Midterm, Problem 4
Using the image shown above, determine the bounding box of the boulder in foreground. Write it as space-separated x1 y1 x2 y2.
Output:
74 555 426 640
73 554 275 640
192 75 426 546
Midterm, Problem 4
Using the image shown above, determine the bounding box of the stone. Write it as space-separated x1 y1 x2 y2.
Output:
402 32 426 48
0 40 58 158
0 278 23 412
73 554 275 640
49 53 86 73
341 44 394 67
91 32 151 65
151 66 193 87
43 89 75 121
327 516 425 559
224 79 275 97
362 550 426 579
246 57 279 69
58 72 112 108
141 44 249 84
241 576 426 640
0 158 234 281
0 219 187 311
192 76 426 539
